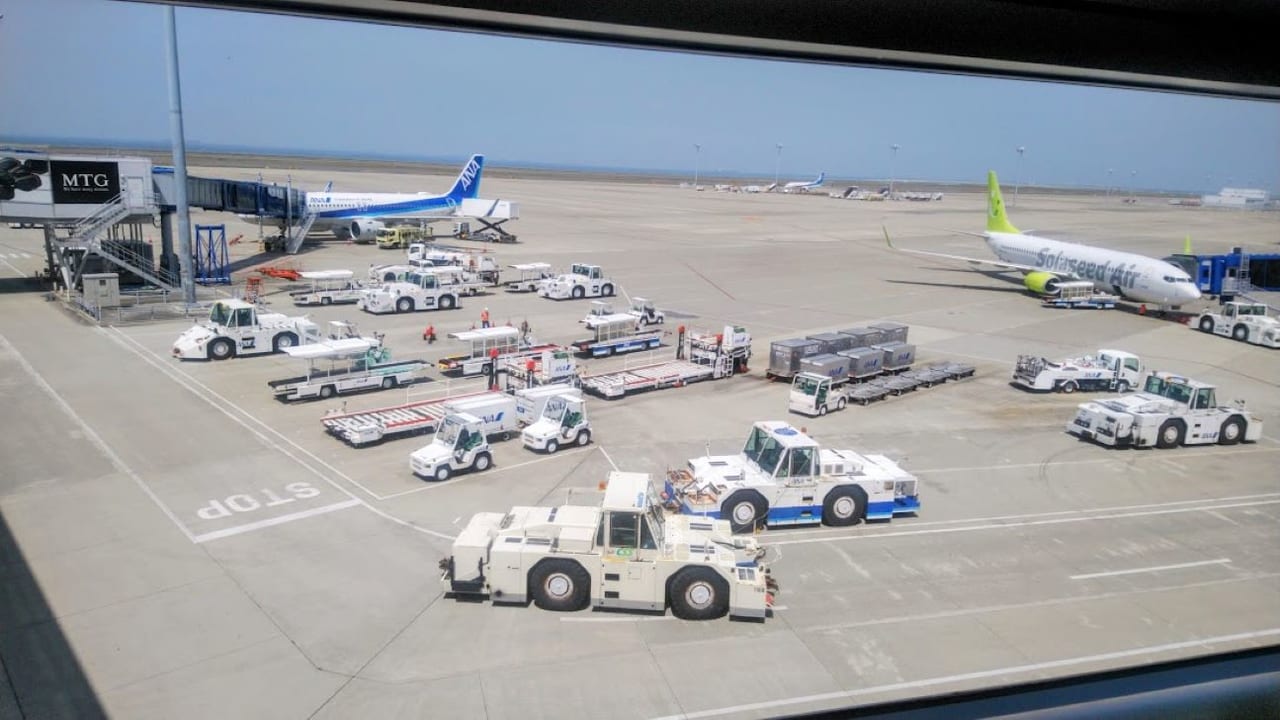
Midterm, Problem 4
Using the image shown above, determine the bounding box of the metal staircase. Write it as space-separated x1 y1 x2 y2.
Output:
285 211 317 254
69 195 131 244
92 237 181 290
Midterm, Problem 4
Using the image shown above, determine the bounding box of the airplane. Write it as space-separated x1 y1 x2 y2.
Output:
782 172 825 193
258 154 515 242
884 171 1201 307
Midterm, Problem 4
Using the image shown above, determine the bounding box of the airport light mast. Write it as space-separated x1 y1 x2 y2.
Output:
889 144 900 197
693 143 701 188
774 144 783 187
1014 146 1026 206
1106 168 1114 197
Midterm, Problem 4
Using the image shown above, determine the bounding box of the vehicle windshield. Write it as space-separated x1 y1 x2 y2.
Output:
542 400 566 423
437 417 462 446
209 302 231 325
1143 375 1167 395
792 375 821 396
742 426 785 476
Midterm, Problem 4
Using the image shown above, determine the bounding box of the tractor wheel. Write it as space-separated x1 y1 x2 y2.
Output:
601 284 614 297
544 439 559 454
472 452 492 472
530 560 590 612
320 296 332 306
319 385 336 399
836 397 847 411
822 485 867 527
440 295 456 310
668 567 730 621
395 297 414 313
273 332 298 352
575 430 591 446
571 286 585 299
1060 381 1078 394
1232 324 1249 342
1156 420 1185 449
208 338 235 361
1116 380 1130 393
1198 316 1214 333
1219 416 1245 446
721 490 767 534
434 465 452 482
381 376 396 390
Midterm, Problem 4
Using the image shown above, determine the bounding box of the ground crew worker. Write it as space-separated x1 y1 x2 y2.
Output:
423 324 437 343
481 307 491 328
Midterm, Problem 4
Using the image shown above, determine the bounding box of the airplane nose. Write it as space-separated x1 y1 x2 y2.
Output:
1182 283 1202 302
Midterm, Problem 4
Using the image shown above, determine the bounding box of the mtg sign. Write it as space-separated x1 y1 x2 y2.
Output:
50 160 120 204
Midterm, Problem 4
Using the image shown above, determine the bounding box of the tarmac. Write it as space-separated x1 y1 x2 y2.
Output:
1 165 1278 719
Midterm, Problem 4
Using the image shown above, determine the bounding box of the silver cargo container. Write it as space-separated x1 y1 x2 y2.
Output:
838 327 884 349
769 338 824 378
798 353 851 381
838 346 885 379
806 332 854 354
873 341 916 372
869 321 909 344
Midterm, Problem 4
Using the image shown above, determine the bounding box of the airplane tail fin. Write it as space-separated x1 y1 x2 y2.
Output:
446 154 485 200
814 172 825 186
322 181 333 193
986 171 1020 234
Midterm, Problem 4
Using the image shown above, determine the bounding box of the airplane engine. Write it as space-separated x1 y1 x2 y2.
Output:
1024 271 1062 295
346 219 384 243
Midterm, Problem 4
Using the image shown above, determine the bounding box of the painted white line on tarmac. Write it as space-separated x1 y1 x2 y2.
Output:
598 444 620 471
0 332 196 542
102 328 456 541
193 500 361 543
1070 558 1233 580
378 446 596 500
763 491 1280 540
0 257 27 276
912 447 1280 475
769 498 1280 547
561 615 673 624
650 627 1280 720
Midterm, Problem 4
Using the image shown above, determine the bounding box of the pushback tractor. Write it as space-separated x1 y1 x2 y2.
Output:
1067 371 1263 448
439 471 776 620
172 299 321 361
666 421 920 533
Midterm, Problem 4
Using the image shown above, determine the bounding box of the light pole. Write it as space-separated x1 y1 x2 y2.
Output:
1130 170 1137 202
889 144 900 197
1106 168 1114 197
693 143 701 188
773 144 783 187
1014 146 1026 206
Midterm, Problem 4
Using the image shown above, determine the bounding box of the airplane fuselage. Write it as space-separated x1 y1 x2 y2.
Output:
985 231 1199 306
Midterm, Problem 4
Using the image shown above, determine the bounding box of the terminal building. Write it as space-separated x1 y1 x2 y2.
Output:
1200 187 1272 208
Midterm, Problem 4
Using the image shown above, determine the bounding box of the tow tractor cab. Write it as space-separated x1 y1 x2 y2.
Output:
1067 371 1263 448
668 421 920 533
522 392 591 453
358 269 462 314
1196 301 1280 348
539 263 615 300
409 412 494 481
172 299 321 360
440 471 775 620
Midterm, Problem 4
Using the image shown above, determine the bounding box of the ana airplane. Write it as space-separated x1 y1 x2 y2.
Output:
885 171 1201 307
261 154 515 243
782 172 825 193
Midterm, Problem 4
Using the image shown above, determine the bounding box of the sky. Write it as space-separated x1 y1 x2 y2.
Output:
2 0 1278 193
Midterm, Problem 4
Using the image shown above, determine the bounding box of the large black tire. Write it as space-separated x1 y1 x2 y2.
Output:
273 332 298 352
381 376 396 390
721 490 767 534
530 559 590 612
434 465 451 482
1156 420 1185 449
319 385 336 399
822 485 867 527
1116 380 1130 393
836 397 847 411
1198 316 1214 333
571 285 585 299
668 567 730 621
818 404 828 416
575 430 591 446
395 297 414 313
208 338 235 361
472 452 492 472
440 295 456 310
1219 416 1245 446
1060 380 1078 394
601 283 614 297
1232 324 1249 342
320 296 332 306
545 439 559 454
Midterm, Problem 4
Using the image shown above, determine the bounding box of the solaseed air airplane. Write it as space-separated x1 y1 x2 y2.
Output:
885 171 1201 307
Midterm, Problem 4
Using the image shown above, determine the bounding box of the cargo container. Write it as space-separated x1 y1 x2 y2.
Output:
807 332 855 354
798 353 850 381
873 341 916 372
767 338 824 379
869 321 909 344
838 346 885 379
838 327 884 349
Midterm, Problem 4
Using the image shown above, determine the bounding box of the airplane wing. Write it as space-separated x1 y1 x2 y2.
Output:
882 226 1039 273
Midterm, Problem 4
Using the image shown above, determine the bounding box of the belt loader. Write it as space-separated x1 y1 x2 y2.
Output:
666 421 920 533
1067 371 1263 448
439 471 776 620
1012 349 1143 393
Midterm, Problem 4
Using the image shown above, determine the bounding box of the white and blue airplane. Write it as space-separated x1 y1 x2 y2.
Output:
264 154 516 242
885 171 1201 307
782 172 825 193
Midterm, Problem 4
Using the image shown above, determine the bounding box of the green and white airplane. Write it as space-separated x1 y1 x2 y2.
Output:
886 171 1201 307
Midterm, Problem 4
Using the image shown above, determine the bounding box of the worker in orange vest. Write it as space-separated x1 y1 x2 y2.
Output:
422 324 436 343
481 307 491 328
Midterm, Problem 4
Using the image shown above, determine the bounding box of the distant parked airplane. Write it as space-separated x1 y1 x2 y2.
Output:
782 172 825 193
884 171 1201 307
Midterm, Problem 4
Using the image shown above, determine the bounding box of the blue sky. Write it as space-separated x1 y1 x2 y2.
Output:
2 0 1278 193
